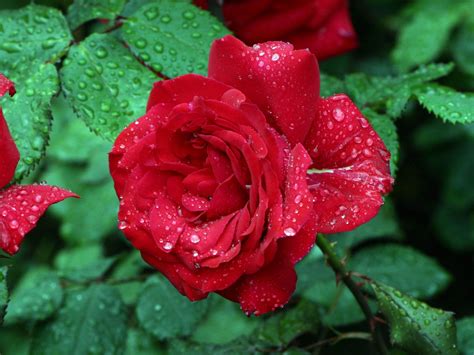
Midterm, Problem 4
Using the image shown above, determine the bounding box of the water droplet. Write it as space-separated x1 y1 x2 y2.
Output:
284 227 296 236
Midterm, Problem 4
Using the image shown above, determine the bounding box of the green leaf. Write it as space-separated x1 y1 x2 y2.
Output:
0 266 8 325
193 296 259 344
320 73 345 98
351 244 451 299
457 317 474 355
1 63 59 180
452 22 474 76
136 275 209 340
415 84 474 124
391 1 465 71
32 284 127 355
0 4 72 69
363 108 399 176
331 198 402 253
256 300 320 346
4 267 63 325
61 33 158 141
125 327 166 355
54 245 116 282
121 1 231 77
168 339 251 355
67 0 126 30
0 326 31 355
372 282 458 355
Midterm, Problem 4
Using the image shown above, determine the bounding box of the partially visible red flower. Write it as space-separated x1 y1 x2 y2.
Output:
194 0 358 60
0 74 77 255
109 35 391 315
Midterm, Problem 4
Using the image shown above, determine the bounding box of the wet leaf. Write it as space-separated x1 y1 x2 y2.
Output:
372 282 458 355
61 33 158 141
32 284 127 355
4 267 63 325
121 1 231 77
415 84 474 124
0 4 72 70
351 244 451 299
1 63 59 180
67 0 126 30
457 317 474 355
136 275 209 340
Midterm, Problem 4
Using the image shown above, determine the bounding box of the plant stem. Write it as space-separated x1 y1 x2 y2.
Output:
316 234 389 355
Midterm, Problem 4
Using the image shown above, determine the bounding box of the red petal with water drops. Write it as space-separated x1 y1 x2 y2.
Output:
305 94 393 234
208 35 320 145
0 74 15 97
0 185 77 255
0 74 19 189
289 1 358 60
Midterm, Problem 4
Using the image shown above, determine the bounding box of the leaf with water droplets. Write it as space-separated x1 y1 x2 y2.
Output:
4 267 63 325
54 245 116 282
61 33 158 142
372 282 459 355
363 108 399 176
351 244 451 299
1 63 60 180
121 1 231 77
0 4 72 70
136 275 209 340
391 1 465 71
0 266 8 325
457 316 474 355
32 284 127 355
125 327 165 355
67 0 126 30
415 84 474 125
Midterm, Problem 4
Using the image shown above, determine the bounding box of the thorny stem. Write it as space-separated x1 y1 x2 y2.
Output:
316 234 389 355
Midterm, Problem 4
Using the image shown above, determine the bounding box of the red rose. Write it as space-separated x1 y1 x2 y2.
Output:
0 74 77 255
195 0 358 60
109 36 392 315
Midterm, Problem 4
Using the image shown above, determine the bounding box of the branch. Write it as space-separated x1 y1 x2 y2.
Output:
316 234 389 355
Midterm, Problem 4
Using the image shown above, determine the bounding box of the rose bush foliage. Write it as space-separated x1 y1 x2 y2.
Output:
0 74 76 255
195 0 358 59
109 35 392 315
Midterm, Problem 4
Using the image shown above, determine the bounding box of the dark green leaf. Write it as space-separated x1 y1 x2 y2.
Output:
193 296 259 344
61 33 158 141
54 245 116 282
457 317 474 355
351 244 451 299
67 0 126 30
372 282 458 355
415 84 474 124
256 300 320 346
0 326 30 355
32 284 127 355
452 22 474 76
168 339 252 355
121 1 231 77
4 267 63 325
0 4 72 69
391 1 465 71
0 266 8 325
363 108 399 175
136 275 209 340
1 63 59 180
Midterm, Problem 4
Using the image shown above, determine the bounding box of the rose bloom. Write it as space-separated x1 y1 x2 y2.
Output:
195 0 358 60
109 35 392 315
0 74 76 255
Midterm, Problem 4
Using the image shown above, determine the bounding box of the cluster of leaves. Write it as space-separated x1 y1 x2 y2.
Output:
0 0 473 354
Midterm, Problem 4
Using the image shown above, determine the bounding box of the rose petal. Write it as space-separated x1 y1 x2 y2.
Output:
305 94 393 233
209 35 320 145
0 185 77 255
288 1 358 60
0 111 19 189
0 74 15 97
146 74 232 112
